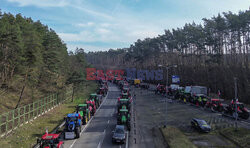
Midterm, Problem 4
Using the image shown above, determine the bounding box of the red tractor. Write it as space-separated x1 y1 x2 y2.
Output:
37 133 63 148
97 87 107 96
205 98 224 112
86 100 96 116
223 102 249 119
155 85 166 95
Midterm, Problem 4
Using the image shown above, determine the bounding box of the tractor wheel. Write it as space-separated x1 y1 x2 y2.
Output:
211 106 216 112
75 127 80 138
242 112 249 120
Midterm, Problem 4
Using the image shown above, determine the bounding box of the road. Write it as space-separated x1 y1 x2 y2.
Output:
63 83 127 148
132 86 250 147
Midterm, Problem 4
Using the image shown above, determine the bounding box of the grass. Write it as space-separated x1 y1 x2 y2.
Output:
0 81 97 148
219 127 250 148
160 126 197 148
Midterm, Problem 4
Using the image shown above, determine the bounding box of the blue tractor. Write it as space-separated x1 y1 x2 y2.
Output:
64 113 82 139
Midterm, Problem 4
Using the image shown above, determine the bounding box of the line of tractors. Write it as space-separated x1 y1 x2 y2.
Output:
154 84 249 120
36 81 108 148
114 78 132 131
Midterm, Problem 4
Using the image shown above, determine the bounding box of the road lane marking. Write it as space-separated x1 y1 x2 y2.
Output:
126 131 129 148
69 91 109 148
97 129 106 148
107 120 110 124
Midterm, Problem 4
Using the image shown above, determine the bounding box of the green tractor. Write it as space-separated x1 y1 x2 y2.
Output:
117 98 130 113
89 93 101 108
76 104 91 125
117 108 131 131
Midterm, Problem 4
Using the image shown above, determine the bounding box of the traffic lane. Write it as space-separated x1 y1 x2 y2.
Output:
100 116 127 148
100 108 127 148
62 88 115 148
72 91 118 148
100 90 126 148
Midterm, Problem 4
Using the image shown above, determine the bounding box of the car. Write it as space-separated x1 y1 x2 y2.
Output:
112 125 126 144
191 118 211 133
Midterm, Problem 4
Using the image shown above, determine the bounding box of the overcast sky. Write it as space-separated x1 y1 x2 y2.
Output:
1 0 250 52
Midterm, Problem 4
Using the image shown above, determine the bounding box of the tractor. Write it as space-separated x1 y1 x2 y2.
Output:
37 132 63 148
97 87 107 97
155 85 166 95
86 100 96 116
121 88 131 97
205 98 224 112
223 102 249 119
64 113 82 139
117 108 131 131
76 104 91 125
89 93 101 108
117 98 131 113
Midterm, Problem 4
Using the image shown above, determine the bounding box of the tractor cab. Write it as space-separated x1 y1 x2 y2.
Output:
155 84 166 94
65 113 81 125
117 109 131 130
89 93 97 101
89 93 100 108
37 133 63 148
122 88 130 95
86 100 96 115
97 87 107 96
64 113 82 139
117 98 130 112
76 104 90 125
211 99 223 106
120 92 130 100
205 98 224 112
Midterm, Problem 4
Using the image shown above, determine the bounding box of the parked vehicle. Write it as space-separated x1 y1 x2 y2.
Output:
64 113 82 139
223 102 249 119
205 98 224 112
134 79 140 87
89 93 101 108
155 85 166 95
86 100 96 116
97 87 107 97
76 104 91 125
191 118 211 133
37 132 64 148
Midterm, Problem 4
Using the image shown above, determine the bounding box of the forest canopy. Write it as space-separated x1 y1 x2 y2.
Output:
0 11 88 110
86 9 250 103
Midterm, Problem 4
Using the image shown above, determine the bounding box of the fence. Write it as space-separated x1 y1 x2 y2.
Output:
0 86 73 137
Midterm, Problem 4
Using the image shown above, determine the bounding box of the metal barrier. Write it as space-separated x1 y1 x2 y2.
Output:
0 87 72 137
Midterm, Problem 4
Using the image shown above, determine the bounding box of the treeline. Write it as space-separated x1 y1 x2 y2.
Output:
0 11 88 109
86 9 250 103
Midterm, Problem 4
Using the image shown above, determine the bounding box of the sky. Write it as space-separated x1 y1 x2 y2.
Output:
0 0 249 52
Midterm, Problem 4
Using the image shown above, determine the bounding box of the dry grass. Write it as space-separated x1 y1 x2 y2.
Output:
0 81 97 148
219 127 250 148
160 126 197 148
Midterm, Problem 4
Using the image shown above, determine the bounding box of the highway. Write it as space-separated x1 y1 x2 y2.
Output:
63 83 128 148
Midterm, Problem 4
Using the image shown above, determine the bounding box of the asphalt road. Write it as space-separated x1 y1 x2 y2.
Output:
132 86 250 147
63 83 127 148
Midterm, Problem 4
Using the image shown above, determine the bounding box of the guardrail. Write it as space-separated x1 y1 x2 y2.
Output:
0 87 73 137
